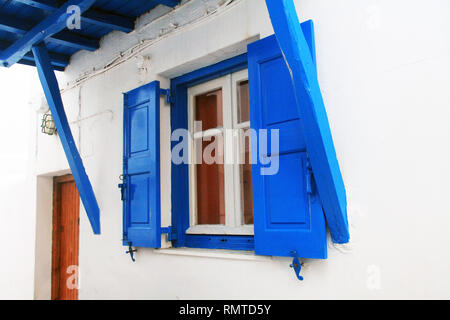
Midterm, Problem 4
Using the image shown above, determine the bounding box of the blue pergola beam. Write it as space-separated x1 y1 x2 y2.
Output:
15 0 57 11
16 57 65 71
0 40 69 68
32 43 101 234
48 31 99 52
0 0 95 67
18 0 180 9
0 13 99 52
151 0 180 7
81 10 134 33
17 50 68 68
15 0 135 33
265 0 349 243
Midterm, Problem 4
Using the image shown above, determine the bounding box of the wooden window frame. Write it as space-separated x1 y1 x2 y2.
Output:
186 71 253 236
170 53 254 251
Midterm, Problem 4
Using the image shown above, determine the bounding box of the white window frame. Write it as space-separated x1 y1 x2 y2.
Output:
187 69 254 236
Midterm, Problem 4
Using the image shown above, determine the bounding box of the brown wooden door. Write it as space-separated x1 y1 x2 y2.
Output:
52 175 80 300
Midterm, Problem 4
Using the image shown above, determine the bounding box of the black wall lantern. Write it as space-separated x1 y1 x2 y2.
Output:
41 113 57 135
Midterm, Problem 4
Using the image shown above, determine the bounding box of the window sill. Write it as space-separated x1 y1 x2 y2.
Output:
155 247 272 262
186 225 254 236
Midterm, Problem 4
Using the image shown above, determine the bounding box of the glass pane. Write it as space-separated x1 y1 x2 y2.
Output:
196 136 225 225
195 89 223 132
237 80 250 123
240 131 254 224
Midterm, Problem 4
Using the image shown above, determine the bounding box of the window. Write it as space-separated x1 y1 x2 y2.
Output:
123 19 348 262
186 70 254 236
169 29 333 255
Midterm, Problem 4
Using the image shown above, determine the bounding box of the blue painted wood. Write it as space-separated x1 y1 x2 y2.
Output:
184 235 254 251
170 54 249 249
151 0 180 8
123 81 161 248
14 0 135 33
15 0 57 11
248 32 327 259
0 13 34 35
265 0 349 243
0 13 99 52
80 9 134 33
0 1 176 70
0 39 69 68
32 43 100 234
46 31 99 52
0 0 96 67
13 56 65 71
171 54 248 88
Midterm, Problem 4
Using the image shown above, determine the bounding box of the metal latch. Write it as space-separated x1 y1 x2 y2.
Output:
118 174 126 201
160 88 174 105
290 250 304 281
161 226 177 241
126 241 137 262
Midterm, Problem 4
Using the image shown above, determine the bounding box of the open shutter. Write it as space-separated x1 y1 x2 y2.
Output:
122 81 161 248
265 2 349 244
248 21 327 259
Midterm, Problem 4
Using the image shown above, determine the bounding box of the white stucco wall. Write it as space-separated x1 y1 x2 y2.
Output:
29 0 450 299
0 64 42 300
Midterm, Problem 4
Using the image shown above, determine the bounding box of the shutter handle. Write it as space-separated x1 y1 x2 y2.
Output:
126 242 137 262
290 251 304 281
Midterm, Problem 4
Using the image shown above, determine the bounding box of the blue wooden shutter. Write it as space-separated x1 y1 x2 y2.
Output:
265 4 349 244
122 81 161 248
248 21 327 259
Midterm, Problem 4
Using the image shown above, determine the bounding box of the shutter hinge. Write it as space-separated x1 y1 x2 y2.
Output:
161 226 177 241
160 88 175 106
290 250 304 281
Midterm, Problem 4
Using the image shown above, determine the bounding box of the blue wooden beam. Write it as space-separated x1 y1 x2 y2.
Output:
265 0 349 243
16 57 66 71
0 13 99 52
32 43 101 234
0 40 69 68
19 0 180 9
81 9 134 33
0 0 95 67
15 0 135 33
0 13 33 35
17 50 68 68
48 31 99 52
14 0 57 11
151 0 180 7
